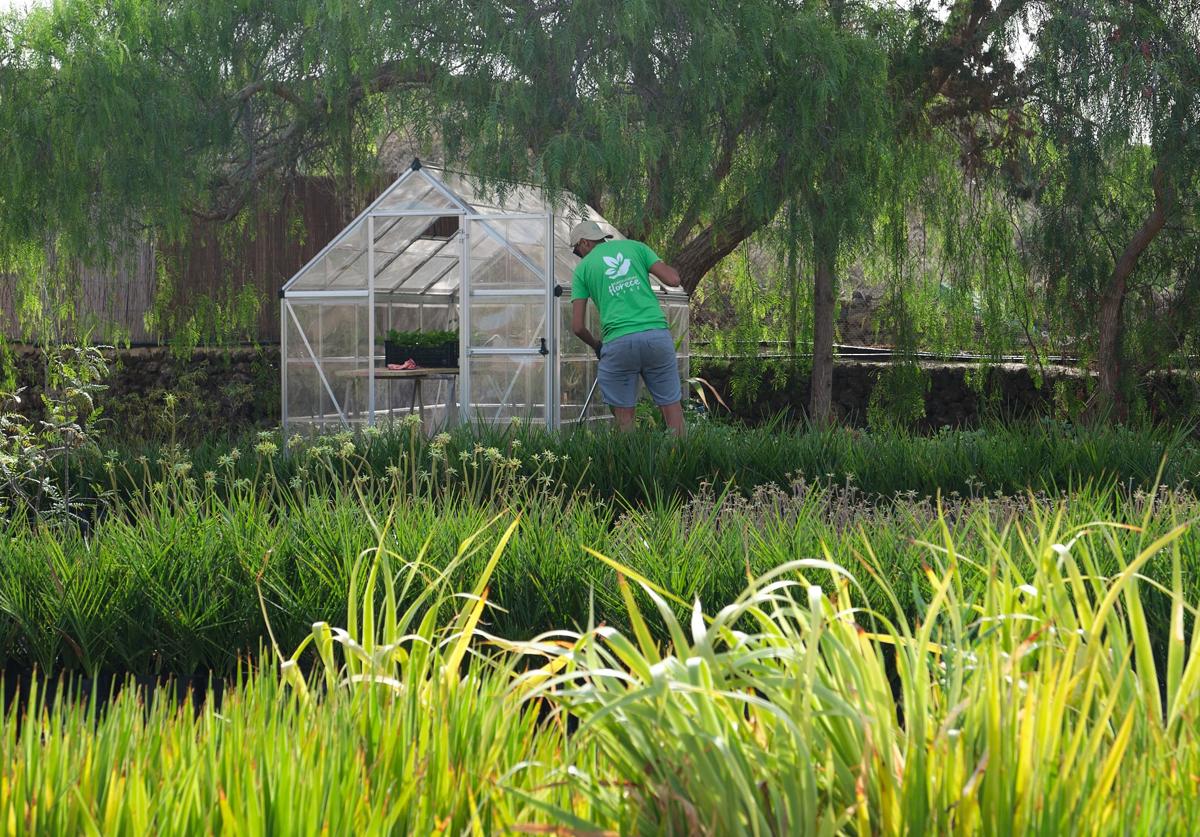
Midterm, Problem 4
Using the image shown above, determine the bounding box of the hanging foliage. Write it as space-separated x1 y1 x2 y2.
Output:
1022 0 1200 419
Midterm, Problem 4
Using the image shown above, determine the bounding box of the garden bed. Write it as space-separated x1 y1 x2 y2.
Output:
4 459 1197 678
3 499 1198 833
5 422 1200 832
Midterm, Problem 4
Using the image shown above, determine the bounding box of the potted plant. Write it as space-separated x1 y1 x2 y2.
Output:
384 329 459 368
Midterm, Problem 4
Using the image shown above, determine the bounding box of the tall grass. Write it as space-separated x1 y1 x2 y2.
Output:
1 515 601 836
4 505 1199 833
48 418 1200 510
3 465 1199 680
520 503 1200 833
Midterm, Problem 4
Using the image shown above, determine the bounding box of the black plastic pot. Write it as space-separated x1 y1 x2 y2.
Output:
384 340 458 368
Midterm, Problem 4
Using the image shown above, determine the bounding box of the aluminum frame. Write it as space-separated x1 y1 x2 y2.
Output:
367 215 376 421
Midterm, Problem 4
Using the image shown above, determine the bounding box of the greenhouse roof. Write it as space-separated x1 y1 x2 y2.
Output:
281 160 686 298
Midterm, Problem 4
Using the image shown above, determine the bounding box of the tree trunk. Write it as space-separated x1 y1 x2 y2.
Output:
786 206 800 373
1094 272 1128 422
673 200 762 294
1091 165 1170 422
810 237 837 426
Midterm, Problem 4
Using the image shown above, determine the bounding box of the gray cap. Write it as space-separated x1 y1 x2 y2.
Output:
568 220 612 248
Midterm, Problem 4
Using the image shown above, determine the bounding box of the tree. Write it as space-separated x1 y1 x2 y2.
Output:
1023 0 1200 420
0 1 1037 424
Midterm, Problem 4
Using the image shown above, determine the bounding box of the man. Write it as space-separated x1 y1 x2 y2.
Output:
569 219 685 434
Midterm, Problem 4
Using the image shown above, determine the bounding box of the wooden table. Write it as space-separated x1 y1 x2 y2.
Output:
335 367 459 427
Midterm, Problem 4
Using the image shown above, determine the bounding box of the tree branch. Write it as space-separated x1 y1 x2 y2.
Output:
672 151 791 294
669 117 746 251
904 0 1031 121
190 62 440 221
234 79 309 109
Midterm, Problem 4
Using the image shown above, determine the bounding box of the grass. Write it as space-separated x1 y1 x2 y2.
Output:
3 455 1198 678
4 505 1199 833
1 660 586 834
39 416 1200 514
5 419 1200 831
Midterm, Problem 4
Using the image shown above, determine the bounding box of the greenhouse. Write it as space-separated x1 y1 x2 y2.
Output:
281 160 690 433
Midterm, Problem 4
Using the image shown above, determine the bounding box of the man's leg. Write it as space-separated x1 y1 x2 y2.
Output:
598 336 638 431
658 401 685 435
641 329 686 436
611 406 637 432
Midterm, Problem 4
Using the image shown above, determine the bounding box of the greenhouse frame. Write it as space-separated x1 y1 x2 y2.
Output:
280 160 690 433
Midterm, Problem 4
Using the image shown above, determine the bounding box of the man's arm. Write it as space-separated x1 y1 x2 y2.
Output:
649 260 682 288
572 299 601 353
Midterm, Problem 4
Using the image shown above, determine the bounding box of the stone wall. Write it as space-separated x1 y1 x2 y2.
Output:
700 360 1200 427
7 344 280 442
696 361 1088 428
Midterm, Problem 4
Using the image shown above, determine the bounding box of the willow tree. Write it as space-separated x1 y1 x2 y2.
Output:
1 0 1033 423
1023 0 1200 419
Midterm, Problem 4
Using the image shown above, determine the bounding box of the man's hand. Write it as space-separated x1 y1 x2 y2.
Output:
594 342 603 360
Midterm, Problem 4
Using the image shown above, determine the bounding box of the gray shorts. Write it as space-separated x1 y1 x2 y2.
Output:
598 328 682 408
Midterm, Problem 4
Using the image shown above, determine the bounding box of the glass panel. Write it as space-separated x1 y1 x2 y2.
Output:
286 250 330 292
283 301 372 427
440 171 549 214
373 223 461 293
394 254 459 293
467 218 546 289
496 183 548 214
375 171 462 213
323 358 367 420
377 303 417 342
470 299 545 350
431 171 481 207
462 219 548 425
666 300 689 349
288 221 368 293
373 302 457 346
553 214 579 248
313 303 365 359
372 215 436 257
285 302 317 360
324 223 368 291
668 301 690 406
466 355 546 425
285 310 323 424
287 187 463 293
375 245 432 290
558 298 605 425
385 379 455 431
348 369 457 430
419 303 456 332
554 250 577 289
284 418 328 437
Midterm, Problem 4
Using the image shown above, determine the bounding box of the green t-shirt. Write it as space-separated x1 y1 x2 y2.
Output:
571 240 668 341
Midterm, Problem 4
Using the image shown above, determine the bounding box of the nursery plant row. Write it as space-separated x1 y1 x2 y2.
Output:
41 418 1200 515
3 471 1197 678
3 509 1198 834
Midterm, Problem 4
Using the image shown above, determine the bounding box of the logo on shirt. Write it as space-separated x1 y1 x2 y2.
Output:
603 253 631 279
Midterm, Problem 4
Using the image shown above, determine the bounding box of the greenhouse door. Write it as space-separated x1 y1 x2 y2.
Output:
460 213 557 428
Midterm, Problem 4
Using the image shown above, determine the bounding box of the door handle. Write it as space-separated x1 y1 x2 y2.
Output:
538 338 549 356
